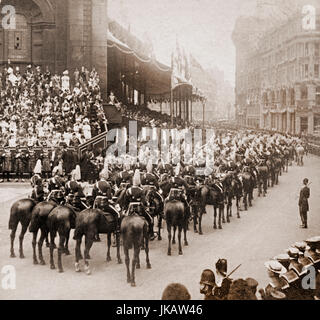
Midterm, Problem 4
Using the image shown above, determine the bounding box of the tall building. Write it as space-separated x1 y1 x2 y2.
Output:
233 0 320 135
0 0 108 93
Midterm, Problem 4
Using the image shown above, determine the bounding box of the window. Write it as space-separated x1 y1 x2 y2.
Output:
315 43 320 57
315 64 319 78
316 86 320 105
305 64 309 78
14 32 22 50
301 86 308 100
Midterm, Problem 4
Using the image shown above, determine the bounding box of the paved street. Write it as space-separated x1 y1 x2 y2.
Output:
0 155 319 300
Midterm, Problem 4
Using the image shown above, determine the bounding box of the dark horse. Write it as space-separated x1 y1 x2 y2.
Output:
200 184 225 230
256 165 269 197
73 208 122 275
224 175 242 220
29 201 58 265
47 205 77 273
9 199 37 259
121 213 151 287
164 200 188 256
238 171 254 211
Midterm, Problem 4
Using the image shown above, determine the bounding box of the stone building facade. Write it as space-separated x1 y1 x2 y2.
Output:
233 3 320 135
0 0 108 94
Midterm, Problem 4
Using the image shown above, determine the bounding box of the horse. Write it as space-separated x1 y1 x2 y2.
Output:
47 205 77 273
121 212 151 287
238 171 254 211
200 183 225 230
9 199 37 259
73 208 122 275
256 165 268 197
29 201 58 265
225 175 243 220
188 184 203 234
296 146 305 166
143 186 164 240
164 199 188 256
273 157 282 185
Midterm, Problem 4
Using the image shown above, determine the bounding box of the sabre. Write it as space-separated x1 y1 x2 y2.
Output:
226 264 242 279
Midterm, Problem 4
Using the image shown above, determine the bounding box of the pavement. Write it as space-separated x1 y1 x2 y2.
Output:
0 155 319 300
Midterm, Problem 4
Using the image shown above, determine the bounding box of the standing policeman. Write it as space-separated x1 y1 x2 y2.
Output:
299 178 310 229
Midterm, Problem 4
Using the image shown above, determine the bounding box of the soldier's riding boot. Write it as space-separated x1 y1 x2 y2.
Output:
149 223 155 241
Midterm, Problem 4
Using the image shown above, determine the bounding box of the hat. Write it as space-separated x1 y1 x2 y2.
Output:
305 236 320 250
294 242 307 252
264 261 286 275
269 288 286 300
200 269 216 287
287 248 300 259
246 278 258 290
63 70 69 75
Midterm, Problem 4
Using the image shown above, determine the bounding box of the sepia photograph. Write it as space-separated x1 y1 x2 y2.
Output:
0 0 319 307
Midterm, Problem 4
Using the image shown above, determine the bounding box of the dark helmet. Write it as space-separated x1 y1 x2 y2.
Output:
216 259 228 275
200 269 216 287
36 177 43 186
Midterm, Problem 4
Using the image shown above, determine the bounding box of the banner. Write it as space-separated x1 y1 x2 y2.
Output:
171 39 192 90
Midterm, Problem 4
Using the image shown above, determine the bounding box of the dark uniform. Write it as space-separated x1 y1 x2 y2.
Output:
299 183 310 228
65 180 86 211
3 149 12 182
31 178 45 202
47 176 65 204
121 185 154 238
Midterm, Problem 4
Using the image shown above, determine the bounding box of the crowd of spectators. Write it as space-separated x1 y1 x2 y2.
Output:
0 64 107 149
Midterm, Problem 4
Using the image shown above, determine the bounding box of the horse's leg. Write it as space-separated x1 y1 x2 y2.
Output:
45 233 50 248
213 206 217 229
84 236 94 275
124 247 131 283
49 231 56 270
131 245 140 287
221 204 226 224
57 234 66 273
193 207 198 233
178 226 183 255
199 211 203 235
116 231 122 264
106 233 112 262
184 222 188 246
32 230 39 265
75 238 82 272
172 226 176 245
218 206 223 229
10 223 18 258
157 215 162 241
145 235 151 269
64 230 71 256
236 196 240 218
167 225 172 256
38 229 47 265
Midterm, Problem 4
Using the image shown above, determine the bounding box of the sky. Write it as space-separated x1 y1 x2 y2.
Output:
108 0 258 86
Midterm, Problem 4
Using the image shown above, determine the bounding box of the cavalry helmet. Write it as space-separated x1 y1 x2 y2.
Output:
216 259 228 275
200 269 216 287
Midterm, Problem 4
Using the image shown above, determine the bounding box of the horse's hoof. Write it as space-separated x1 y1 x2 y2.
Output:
106 256 112 262
64 249 71 256
85 255 91 260
194 229 198 234
172 240 176 245
167 251 171 256
222 220 226 224
84 267 91 275
10 253 16 258
118 259 123 264
46 243 50 248
75 263 81 272
184 241 189 246
58 269 64 273
19 254 25 259
147 264 152 269
136 264 140 269
199 231 203 235
219 226 222 230
50 264 55 270
33 259 39 265
79 254 83 260
40 260 46 266
158 236 162 241
131 282 136 287
213 225 217 230
179 251 183 256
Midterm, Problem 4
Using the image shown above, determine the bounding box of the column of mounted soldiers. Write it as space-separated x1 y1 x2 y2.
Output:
22 128 320 298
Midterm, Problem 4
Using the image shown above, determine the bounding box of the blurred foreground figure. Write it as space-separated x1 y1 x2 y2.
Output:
162 283 191 300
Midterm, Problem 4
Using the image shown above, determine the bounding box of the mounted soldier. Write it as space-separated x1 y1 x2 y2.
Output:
214 259 232 300
30 176 45 203
31 159 42 188
118 169 155 240
47 165 65 205
65 165 87 212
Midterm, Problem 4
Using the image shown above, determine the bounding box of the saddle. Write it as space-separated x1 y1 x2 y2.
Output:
127 202 142 216
167 188 183 202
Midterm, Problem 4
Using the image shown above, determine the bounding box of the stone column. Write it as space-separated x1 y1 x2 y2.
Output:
287 111 291 133
308 112 314 135
295 116 301 135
